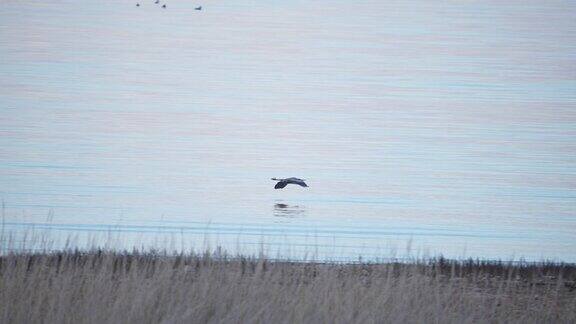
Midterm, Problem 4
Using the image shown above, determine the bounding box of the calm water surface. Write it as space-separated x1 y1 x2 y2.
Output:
1 0 575 261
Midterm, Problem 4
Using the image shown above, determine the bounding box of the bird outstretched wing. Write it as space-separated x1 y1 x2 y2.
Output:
274 181 288 189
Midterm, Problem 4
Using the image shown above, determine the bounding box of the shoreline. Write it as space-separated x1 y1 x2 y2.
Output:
1 249 575 323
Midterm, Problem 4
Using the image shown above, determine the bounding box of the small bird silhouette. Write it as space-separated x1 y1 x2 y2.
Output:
155 0 159 3
162 4 166 8
195 6 202 10
271 177 308 189
136 3 140 6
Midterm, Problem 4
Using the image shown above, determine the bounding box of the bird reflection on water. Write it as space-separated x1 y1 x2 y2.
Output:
274 203 306 218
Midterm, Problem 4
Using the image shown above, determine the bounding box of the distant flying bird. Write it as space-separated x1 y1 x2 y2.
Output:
155 0 159 3
271 177 308 189
162 4 166 8
195 6 202 10
136 3 140 6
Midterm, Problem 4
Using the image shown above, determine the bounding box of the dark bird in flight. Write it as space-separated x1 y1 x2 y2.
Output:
136 3 140 6
155 0 159 3
271 177 308 189
162 4 166 8
195 6 202 10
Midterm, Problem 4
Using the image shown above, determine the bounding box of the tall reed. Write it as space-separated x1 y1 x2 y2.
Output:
1 249 575 323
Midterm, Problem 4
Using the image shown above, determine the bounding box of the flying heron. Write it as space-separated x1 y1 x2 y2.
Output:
271 177 308 189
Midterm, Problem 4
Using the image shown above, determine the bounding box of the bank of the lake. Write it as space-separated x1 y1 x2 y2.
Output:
1 249 575 323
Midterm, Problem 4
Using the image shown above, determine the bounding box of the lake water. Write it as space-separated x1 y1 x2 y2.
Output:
1 0 575 261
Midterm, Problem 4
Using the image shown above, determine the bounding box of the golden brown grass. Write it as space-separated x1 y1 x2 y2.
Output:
1 249 575 324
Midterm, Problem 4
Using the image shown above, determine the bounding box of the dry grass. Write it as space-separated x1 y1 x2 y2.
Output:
0 249 575 324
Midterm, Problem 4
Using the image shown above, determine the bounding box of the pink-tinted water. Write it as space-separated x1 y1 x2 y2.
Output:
1 0 575 261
